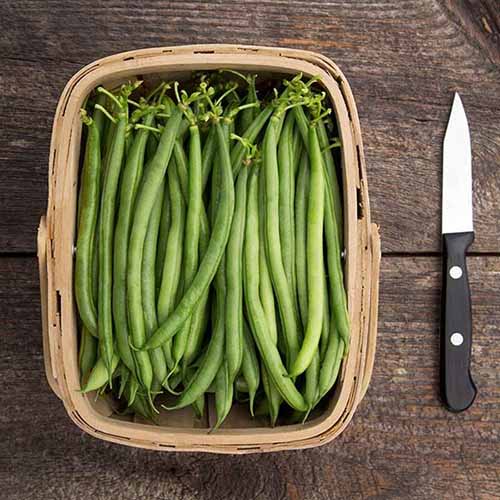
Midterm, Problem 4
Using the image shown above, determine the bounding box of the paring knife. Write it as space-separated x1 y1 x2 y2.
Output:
441 92 477 412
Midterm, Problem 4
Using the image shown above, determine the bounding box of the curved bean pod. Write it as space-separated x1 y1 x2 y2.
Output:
244 170 306 412
127 107 182 389
290 125 325 377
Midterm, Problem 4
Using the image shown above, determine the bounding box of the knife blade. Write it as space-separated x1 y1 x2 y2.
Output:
441 92 477 412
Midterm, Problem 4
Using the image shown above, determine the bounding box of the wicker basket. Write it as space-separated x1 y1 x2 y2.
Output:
37 44 380 453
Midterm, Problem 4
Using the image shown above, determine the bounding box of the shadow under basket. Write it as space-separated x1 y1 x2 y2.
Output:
37 44 381 454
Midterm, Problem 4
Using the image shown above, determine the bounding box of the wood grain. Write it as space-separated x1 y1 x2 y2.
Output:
2 257 498 500
0 0 499 253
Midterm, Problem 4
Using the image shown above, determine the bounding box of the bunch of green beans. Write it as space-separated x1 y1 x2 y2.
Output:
75 72 348 427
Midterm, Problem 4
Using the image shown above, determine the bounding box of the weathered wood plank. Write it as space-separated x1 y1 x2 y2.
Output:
1 256 498 499
0 0 499 252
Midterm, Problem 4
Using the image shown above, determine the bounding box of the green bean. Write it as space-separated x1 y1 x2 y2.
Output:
317 118 343 247
263 115 300 368
98 98 128 377
278 111 297 298
155 180 170 292
127 106 182 389
295 149 309 328
201 125 216 191
79 326 97 382
157 160 185 325
320 270 330 360
113 112 155 375
174 142 210 367
303 350 320 420
261 362 281 426
75 111 101 337
117 363 130 399
241 317 260 416
244 170 306 412
145 125 159 161
142 178 168 386
290 125 325 377
184 366 205 418
318 331 344 402
126 373 139 407
144 121 235 350
258 165 278 345
239 75 258 135
81 353 119 393
101 100 116 166
213 361 233 430
225 166 248 383
172 124 203 369
292 124 303 177
292 105 309 153
323 146 350 349
92 94 108 140
165 267 226 410
173 137 211 245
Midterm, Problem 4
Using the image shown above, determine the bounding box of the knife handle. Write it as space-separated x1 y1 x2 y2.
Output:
441 232 477 412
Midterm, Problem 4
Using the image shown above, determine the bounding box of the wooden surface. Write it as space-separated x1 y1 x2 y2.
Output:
1 1 499 499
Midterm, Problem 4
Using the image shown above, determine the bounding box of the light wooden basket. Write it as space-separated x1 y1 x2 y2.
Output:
37 44 380 454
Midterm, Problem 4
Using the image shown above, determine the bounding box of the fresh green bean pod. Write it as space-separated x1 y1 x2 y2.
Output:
157 160 185 325
295 149 309 328
142 178 168 386
244 170 306 412
165 267 226 410
113 112 155 375
145 126 159 161
292 124 303 177
92 94 108 140
263 115 300 368
224 166 248 383
117 363 130 399
75 112 101 337
318 331 344 402
239 75 258 135
213 361 233 430
257 165 278 345
182 206 211 369
155 180 171 293
144 122 235 350
79 326 97 382
320 270 330 360
127 106 183 389
241 318 260 416
201 125 216 191
172 124 203 369
290 125 325 377
81 353 119 393
317 118 343 247
261 362 281 427
98 100 128 377
323 149 350 349
278 112 297 299
304 350 320 419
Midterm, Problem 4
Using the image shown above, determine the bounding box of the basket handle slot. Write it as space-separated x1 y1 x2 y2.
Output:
359 223 381 401
38 216 62 400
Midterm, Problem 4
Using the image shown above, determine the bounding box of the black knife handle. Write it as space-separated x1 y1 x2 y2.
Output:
441 232 477 412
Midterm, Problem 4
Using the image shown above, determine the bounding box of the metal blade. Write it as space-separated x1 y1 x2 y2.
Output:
442 92 473 234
